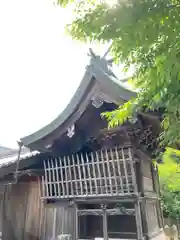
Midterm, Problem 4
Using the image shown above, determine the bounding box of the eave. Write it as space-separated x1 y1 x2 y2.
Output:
20 51 136 151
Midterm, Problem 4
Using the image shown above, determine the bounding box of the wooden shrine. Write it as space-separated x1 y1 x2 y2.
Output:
0 50 165 240
39 125 163 240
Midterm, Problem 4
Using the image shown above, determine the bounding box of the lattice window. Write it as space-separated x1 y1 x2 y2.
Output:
41 146 137 199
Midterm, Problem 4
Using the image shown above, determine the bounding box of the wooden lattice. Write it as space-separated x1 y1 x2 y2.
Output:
41 146 137 199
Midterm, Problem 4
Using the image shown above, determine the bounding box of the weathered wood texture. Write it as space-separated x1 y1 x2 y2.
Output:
78 204 137 239
145 200 160 237
141 158 153 192
0 188 4 233
42 146 137 199
0 178 75 240
1 179 43 240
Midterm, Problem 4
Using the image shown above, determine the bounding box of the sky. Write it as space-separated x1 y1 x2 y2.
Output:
0 0 107 148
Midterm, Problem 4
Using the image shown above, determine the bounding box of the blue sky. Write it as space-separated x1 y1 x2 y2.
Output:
0 0 103 148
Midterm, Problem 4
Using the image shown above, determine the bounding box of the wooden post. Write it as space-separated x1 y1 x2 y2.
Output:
141 199 149 239
86 153 93 195
115 147 123 193
47 159 53 197
105 149 113 195
14 141 23 183
121 147 130 193
52 208 57 239
95 151 103 194
101 150 108 194
67 156 74 197
76 154 83 196
81 153 88 195
72 155 78 196
91 152 98 195
138 158 144 195
135 201 143 240
102 204 108 240
51 159 57 198
55 158 61 197
75 204 78 240
41 176 45 198
59 158 65 198
128 148 138 193
64 156 69 197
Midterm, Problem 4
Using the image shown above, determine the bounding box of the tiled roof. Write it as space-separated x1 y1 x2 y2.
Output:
0 147 39 168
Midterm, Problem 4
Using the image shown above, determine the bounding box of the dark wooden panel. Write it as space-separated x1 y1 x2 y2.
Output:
0 179 76 240
1 179 44 240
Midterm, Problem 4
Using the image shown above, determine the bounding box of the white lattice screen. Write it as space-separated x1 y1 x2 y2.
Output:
41 146 137 199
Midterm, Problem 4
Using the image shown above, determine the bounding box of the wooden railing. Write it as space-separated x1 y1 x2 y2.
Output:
41 146 137 199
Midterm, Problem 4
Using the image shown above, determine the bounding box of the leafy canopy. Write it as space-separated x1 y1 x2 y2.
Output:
57 0 180 218
57 0 180 147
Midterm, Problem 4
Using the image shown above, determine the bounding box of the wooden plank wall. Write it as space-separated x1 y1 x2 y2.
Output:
0 188 4 234
0 177 75 240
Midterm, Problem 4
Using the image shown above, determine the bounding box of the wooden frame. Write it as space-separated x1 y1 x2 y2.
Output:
41 146 137 199
76 203 137 240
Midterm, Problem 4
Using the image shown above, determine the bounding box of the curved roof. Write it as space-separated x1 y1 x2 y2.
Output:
20 50 136 149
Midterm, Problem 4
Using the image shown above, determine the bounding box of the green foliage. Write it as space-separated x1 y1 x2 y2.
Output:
101 100 136 128
58 0 180 147
158 148 180 218
58 0 180 218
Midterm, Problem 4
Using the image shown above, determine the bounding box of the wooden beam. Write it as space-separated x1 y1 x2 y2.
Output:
77 208 135 216
102 204 108 240
135 201 143 240
75 204 78 240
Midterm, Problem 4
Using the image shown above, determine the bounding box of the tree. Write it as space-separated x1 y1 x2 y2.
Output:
158 148 180 218
57 0 180 148
57 0 180 218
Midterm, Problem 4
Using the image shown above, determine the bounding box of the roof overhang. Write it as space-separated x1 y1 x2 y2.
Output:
20 50 136 151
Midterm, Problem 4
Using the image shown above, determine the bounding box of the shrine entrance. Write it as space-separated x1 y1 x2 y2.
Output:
77 203 137 240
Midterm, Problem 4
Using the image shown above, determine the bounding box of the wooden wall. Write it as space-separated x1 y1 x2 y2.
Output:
0 177 75 240
141 157 154 192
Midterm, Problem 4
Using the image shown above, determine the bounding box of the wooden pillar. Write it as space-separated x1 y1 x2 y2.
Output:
75 204 78 240
102 204 108 240
135 201 143 240
52 208 57 239
141 200 149 239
